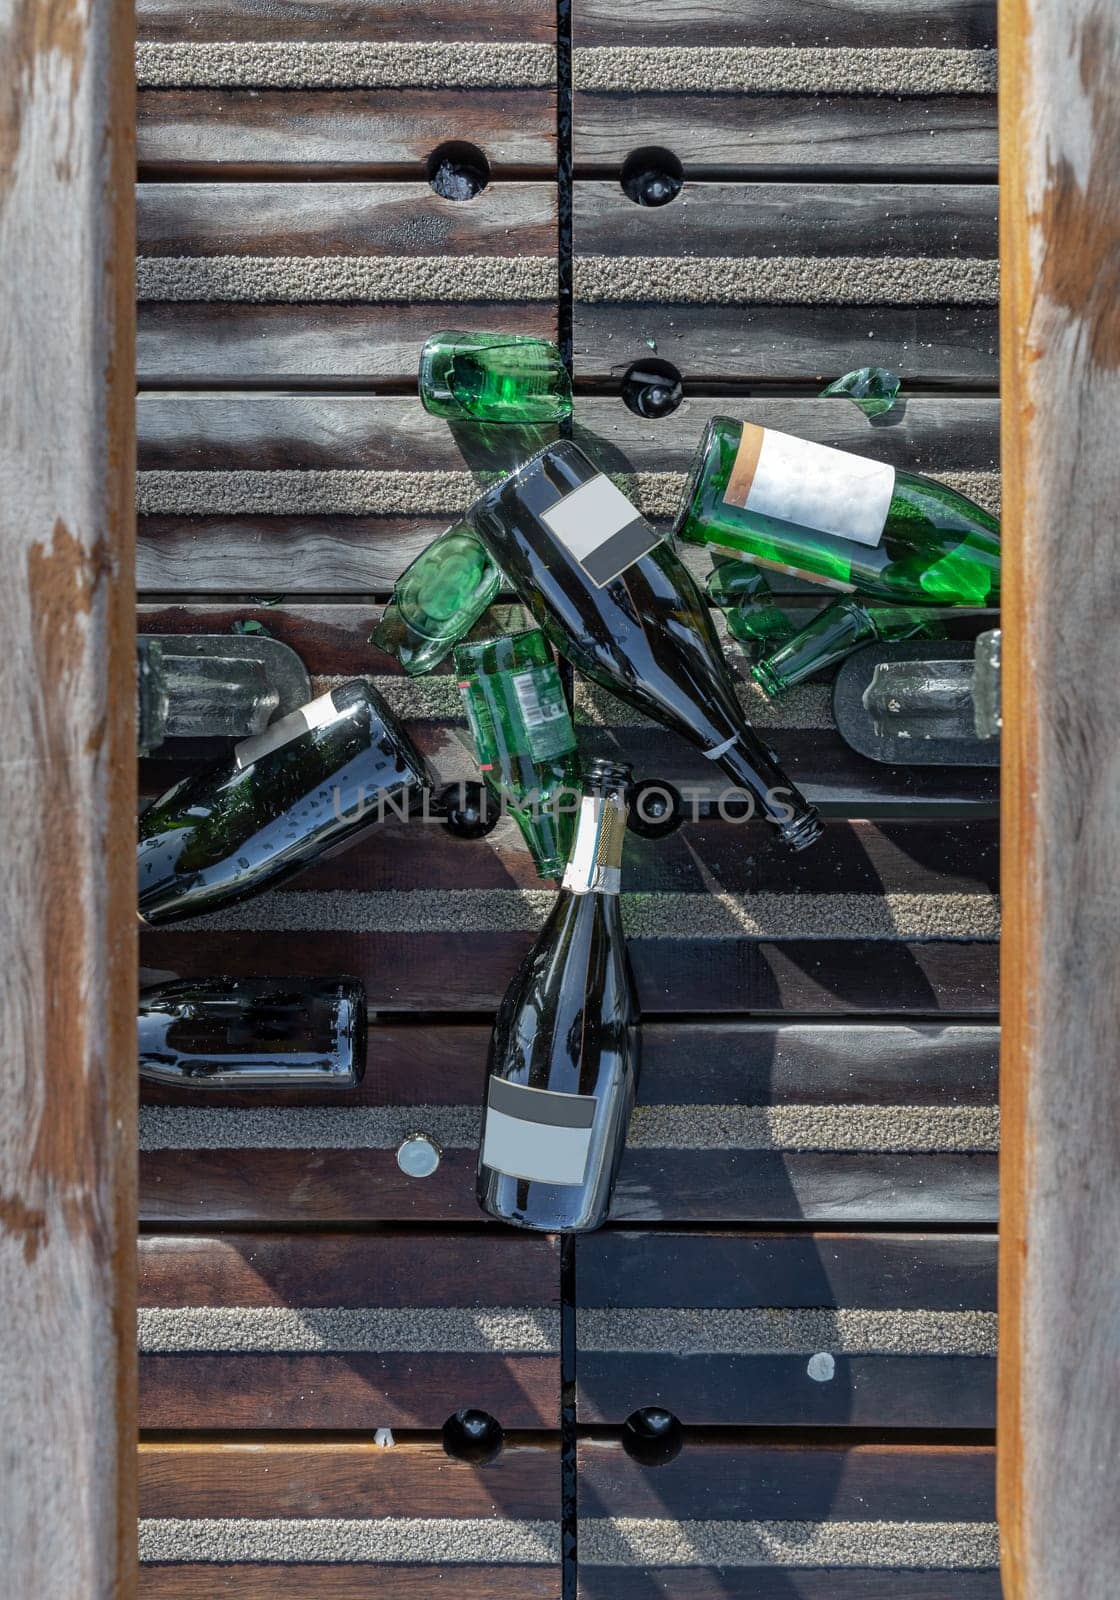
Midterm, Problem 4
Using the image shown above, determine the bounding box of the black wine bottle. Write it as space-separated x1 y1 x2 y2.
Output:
465 440 821 850
138 976 366 1088
138 680 428 924
477 759 640 1233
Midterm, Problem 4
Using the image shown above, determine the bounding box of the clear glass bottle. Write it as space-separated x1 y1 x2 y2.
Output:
138 976 366 1088
419 330 572 424
753 598 949 696
371 523 501 677
477 759 639 1233
138 681 428 924
675 416 1000 606
454 629 580 878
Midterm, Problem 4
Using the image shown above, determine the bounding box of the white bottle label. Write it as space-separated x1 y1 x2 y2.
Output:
540 473 661 587
232 687 339 770
482 1078 596 1186
724 424 895 549
562 795 625 896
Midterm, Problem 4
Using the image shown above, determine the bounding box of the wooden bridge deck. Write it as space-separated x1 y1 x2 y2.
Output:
136 2 1000 1594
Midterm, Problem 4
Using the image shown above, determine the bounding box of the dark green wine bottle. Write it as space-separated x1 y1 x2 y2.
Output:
138 976 366 1088
138 680 428 925
419 330 572 424
753 598 950 696
477 759 639 1233
465 439 822 850
371 523 501 676
454 629 580 878
675 416 1000 605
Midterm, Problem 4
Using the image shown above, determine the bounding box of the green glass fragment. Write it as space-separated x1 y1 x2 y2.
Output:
419 330 573 424
371 523 501 677
820 366 902 418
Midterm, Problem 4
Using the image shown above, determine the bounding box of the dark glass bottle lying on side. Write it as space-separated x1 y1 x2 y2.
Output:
465 440 821 851
138 680 428 925
138 977 366 1088
477 759 640 1233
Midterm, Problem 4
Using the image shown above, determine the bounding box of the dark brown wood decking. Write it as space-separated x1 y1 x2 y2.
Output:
136 2 1000 1594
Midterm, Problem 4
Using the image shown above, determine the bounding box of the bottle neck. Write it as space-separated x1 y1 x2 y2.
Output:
561 787 628 896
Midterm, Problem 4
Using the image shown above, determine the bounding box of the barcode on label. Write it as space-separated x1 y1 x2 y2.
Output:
513 668 565 729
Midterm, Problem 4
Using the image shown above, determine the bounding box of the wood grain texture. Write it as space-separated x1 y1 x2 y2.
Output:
137 89 556 176
998 0 1120 1594
137 0 557 44
138 1233 560 1429
141 1570 558 1599
574 181 998 382
0 0 138 1592
134 395 1000 590
138 1016 998 1225
575 1232 996 1428
573 94 996 181
578 1440 997 1597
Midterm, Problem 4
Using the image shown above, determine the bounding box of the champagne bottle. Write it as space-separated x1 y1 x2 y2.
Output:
753 598 949 696
675 416 1000 606
477 759 639 1233
419 330 572 423
138 976 366 1088
455 629 581 878
465 440 821 851
138 681 428 925
371 523 501 676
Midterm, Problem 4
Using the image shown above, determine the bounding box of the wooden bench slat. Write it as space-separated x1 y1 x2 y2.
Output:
138 1019 998 1225
138 1233 560 1430
575 0 997 50
574 1231 997 1428
138 0 557 45
138 89 557 176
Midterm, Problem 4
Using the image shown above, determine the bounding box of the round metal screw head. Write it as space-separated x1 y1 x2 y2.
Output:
396 1132 442 1178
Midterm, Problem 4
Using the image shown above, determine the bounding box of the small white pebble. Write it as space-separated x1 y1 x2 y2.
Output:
807 1352 836 1382
374 1428 395 1448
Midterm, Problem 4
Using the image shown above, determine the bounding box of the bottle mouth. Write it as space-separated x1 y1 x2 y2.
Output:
670 415 725 539
780 807 824 852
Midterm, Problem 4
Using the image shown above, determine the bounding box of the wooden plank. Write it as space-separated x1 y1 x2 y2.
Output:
137 180 558 257
574 1232 997 1427
137 0 557 44
139 1017 998 1225
997 0 1120 1594
572 0 996 176
574 181 998 383
576 0 997 49
138 1233 561 1429
135 182 558 385
137 301 558 387
0 0 138 1592
578 1439 998 1598
137 90 556 176
135 394 1000 591
574 96 996 181
139 1437 561 1592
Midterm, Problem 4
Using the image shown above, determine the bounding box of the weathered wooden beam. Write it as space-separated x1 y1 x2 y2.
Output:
0 0 137 1593
998 0 1120 1595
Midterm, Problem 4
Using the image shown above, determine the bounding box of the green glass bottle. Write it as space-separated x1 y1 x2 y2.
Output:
675 417 1000 606
753 598 950 696
705 563 796 651
455 629 580 878
419 330 573 424
371 523 501 676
